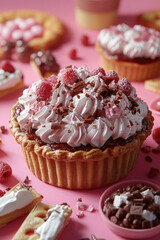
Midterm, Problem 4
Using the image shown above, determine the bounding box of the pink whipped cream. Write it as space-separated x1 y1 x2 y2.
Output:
98 24 160 59
17 66 148 148
0 18 43 42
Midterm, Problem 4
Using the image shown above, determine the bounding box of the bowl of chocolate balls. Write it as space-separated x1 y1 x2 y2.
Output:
99 180 160 239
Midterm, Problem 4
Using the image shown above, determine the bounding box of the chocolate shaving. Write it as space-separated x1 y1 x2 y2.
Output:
145 155 152 162
71 80 85 96
97 85 109 98
84 116 95 124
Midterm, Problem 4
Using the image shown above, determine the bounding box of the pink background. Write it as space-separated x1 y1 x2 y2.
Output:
0 0 160 239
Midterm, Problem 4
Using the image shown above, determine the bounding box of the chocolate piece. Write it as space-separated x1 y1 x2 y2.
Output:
142 220 151 229
130 205 143 215
15 39 33 62
31 50 59 75
145 155 152 162
71 80 85 96
115 208 126 220
110 216 118 224
132 190 142 199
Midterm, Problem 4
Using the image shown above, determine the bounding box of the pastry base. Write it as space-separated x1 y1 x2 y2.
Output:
10 103 154 189
75 8 118 29
0 183 42 228
145 78 160 94
0 79 24 99
96 42 160 82
12 202 72 240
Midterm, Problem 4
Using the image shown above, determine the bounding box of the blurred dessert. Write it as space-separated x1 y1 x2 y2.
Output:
10 66 153 189
0 182 42 228
30 50 60 77
0 61 24 98
138 9 160 32
75 0 120 29
96 24 160 81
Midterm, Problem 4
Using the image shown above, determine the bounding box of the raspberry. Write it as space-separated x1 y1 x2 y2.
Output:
69 49 77 60
81 35 90 46
47 75 57 86
36 80 52 100
1 61 15 73
152 127 160 144
118 78 132 96
104 70 119 83
0 162 12 183
59 68 79 85
91 67 105 76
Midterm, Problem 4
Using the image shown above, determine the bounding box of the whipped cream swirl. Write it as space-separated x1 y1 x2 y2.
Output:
17 66 148 148
98 24 160 59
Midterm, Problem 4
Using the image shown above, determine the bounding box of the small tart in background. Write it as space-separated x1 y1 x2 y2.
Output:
0 182 43 228
0 10 65 52
138 9 160 32
12 202 72 240
30 50 60 77
0 61 24 98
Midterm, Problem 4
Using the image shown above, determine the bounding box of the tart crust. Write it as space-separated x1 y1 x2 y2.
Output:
96 42 160 82
10 102 154 189
0 10 64 51
138 9 160 32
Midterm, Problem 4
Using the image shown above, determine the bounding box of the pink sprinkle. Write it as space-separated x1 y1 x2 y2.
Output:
31 25 43 36
76 211 84 218
86 205 95 212
77 198 86 211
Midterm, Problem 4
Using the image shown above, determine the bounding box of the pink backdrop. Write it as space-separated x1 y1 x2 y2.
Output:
0 0 160 239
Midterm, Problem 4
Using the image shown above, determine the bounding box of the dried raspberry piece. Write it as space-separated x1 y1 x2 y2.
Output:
0 126 8 134
104 70 119 83
81 35 90 46
0 189 5 197
59 68 79 85
141 146 152 153
147 167 159 178
152 127 160 144
0 162 12 183
69 49 77 60
118 78 132 96
36 80 52 100
91 67 105 76
1 61 15 73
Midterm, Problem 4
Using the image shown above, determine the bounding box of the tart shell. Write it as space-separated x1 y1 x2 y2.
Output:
9 103 154 189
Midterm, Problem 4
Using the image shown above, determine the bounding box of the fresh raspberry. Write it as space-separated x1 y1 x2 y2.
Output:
47 75 57 86
59 67 79 85
104 70 119 83
69 49 77 60
117 77 132 96
1 61 15 73
152 127 160 144
91 67 105 76
81 35 90 46
36 80 52 100
0 162 12 183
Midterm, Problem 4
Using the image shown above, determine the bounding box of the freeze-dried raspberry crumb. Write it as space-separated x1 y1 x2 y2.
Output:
0 126 8 134
118 77 132 96
59 68 79 85
152 148 160 154
81 35 90 46
147 167 159 178
76 211 84 218
86 204 95 212
0 162 12 183
0 189 5 197
91 67 105 76
77 198 86 211
141 146 152 153
152 127 160 144
69 49 77 60
36 80 52 100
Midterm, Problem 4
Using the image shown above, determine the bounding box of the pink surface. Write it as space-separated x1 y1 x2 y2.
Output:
0 0 160 239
